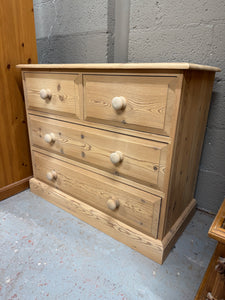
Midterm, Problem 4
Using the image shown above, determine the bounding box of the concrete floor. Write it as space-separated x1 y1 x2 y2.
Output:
0 190 216 300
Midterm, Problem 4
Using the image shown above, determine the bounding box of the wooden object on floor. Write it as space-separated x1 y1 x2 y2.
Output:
0 0 37 200
209 198 225 244
18 63 220 263
195 199 225 299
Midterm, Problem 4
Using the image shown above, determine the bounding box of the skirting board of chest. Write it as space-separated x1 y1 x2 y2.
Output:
17 63 220 264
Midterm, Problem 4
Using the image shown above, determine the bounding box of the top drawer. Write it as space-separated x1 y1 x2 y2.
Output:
24 72 81 118
83 74 180 136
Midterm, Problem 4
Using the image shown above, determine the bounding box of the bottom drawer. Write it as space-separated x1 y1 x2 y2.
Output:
33 151 161 238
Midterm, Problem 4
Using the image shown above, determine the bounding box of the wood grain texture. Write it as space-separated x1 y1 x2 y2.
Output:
24 72 81 118
29 115 169 190
27 109 172 144
33 151 161 237
84 74 180 135
17 63 221 72
196 200 225 299
29 178 197 264
30 177 164 263
163 70 216 237
0 0 37 196
161 198 196 261
31 145 165 198
209 198 225 244
0 176 31 201
195 243 225 300
156 73 184 239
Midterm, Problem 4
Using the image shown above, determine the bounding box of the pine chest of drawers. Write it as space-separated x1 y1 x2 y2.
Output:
18 63 220 264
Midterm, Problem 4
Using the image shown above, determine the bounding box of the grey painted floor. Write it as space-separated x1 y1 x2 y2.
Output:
0 190 216 300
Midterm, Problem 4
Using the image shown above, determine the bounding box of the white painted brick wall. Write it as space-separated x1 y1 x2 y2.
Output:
33 0 225 212
129 0 225 213
33 0 108 63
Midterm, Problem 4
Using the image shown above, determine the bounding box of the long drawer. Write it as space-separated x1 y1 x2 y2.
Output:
83 74 179 135
24 72 81 118
33 151 162 238
29 115 168 190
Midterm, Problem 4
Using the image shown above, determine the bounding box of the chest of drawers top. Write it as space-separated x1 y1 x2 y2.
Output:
17 62 220 71
18 63 220 264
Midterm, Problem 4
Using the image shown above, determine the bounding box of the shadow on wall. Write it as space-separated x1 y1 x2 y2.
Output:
196 87 225 213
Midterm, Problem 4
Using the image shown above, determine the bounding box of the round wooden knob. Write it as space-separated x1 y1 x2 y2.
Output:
46 170 57 181
110 151 123 164
40 88 52 100
44 133 56 144
111 96 126 111
206 293 214 300
107 199 119 211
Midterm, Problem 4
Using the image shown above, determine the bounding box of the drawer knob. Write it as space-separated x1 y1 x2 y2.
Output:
107 199 119 211
112 96 127 111
44 133 56 144
46 170 57 181
40 88 52 100
110 151 123 164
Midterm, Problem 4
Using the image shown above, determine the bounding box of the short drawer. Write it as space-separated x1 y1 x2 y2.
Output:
33 151 161 237
83 74 180 135
29 115 168 191
24 72 81 118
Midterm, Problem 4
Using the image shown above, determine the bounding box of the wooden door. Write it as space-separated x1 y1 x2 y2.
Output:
0 0 37 200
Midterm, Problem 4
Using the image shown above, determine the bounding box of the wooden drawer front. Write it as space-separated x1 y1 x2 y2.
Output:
30 115 168 190
84 74 179 135
33 151 161 237
24 72 81 118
